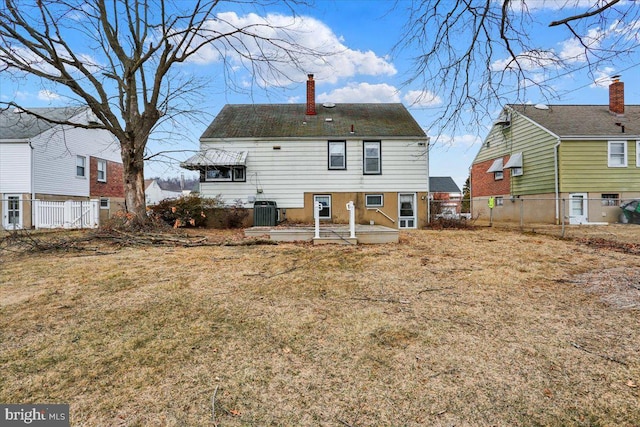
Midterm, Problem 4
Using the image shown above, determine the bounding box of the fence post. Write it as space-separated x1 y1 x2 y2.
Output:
519 198 524 229
64 200 72 229
33 199 39 230
561 198 566 238
90 199 99 228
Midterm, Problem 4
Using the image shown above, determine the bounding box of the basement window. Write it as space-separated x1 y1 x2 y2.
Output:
365 194 383 207
601 194 620 206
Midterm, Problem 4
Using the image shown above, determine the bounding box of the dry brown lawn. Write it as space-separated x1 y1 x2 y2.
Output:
1 227 639 426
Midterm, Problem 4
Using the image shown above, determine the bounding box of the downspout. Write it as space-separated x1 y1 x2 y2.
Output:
554 138 561 224
29 140 35 227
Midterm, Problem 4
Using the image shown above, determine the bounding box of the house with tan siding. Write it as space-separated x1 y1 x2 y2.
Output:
471 77 640 225
182 75 430 228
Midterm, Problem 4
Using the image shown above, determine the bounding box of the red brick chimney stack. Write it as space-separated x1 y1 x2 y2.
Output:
306 74 317 116
609 75 624 116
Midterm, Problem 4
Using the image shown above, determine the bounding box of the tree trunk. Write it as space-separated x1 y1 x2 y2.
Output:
121 139 148 226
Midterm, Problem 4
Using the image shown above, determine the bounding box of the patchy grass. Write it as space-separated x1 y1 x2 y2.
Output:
1 228 639 426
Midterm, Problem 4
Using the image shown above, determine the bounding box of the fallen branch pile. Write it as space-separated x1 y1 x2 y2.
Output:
1 229 276 255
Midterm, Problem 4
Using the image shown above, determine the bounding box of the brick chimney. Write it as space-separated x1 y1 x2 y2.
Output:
306 74 316 116
609 75 624 116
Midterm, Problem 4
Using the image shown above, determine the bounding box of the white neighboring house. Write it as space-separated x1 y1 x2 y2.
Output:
144 179 184 205
0 106 124 229
181 75 430 228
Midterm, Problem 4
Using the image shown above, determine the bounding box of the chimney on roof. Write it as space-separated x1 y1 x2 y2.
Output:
306 74 316 116
609 75 624 116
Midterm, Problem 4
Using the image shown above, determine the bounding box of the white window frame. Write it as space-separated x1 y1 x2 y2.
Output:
328 141 346 170
365 194 383 207
495 196 504 206
100 198 110 209
636 141 640 167
363 141 381 175
313 194 331 220
233 167 245 182
76 155 86 178
494 171 503 180
608 141 627 167
97 159 107 182
205 166 246 182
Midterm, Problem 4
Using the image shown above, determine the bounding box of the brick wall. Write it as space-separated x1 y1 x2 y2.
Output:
90 157 124 198
471 157 511 197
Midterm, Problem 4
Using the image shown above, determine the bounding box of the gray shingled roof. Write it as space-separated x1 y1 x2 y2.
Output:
0 106 89 140
430 177 461 193
201 103 427 139
508 104 640 137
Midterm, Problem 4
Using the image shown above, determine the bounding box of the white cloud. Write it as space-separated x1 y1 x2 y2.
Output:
403 89 442 107
317 82 400 103
559 27 604 63
431 133 482 148
590 67 617 88
491 50 561 72
2 46 102 77
37 89 61 101
188 12 396 86
509 1 600 12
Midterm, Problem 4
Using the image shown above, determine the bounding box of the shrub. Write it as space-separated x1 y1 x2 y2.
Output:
206 199 250 229
149 195 223 228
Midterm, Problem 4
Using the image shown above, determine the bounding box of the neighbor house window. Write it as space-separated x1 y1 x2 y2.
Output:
608 141 627 167
365 194 383 207
100 198 110 209
363 141 381 174
328 141 346 170
637 141 640 167
601 194 620 206
76 155 86 177
97 159 107 182
486 157 504 180
495 196 504 206
314 195 331 219
205 166 245 182
511 167 523 176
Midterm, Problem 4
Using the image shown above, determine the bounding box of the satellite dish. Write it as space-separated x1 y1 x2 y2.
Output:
322 102 336 108
534 103 549 110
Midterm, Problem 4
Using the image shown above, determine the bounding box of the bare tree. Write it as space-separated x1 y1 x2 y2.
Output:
396 0 640 135
0 0 317 225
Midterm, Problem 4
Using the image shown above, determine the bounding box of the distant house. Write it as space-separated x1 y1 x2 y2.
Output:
470 77 639 224
181 74 430 228
429 177 462 218
144 179 185 205
0 106 124 229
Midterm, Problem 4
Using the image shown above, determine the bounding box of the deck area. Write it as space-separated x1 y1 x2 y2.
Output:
245 224 399 244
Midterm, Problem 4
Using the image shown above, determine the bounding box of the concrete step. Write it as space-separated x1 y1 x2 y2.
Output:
313 236 358 245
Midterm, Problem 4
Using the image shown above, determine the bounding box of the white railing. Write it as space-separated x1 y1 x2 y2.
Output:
34 199 100 229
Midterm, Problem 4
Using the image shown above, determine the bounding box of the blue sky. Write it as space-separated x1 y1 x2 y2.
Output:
2 0 639 189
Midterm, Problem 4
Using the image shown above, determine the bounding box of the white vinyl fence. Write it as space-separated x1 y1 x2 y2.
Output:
34 199 100 229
